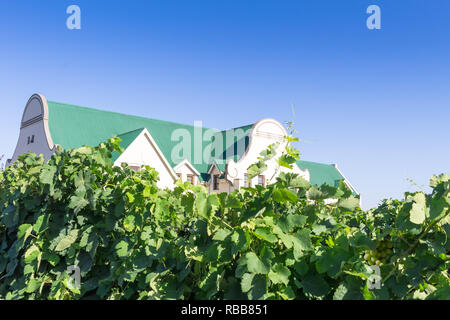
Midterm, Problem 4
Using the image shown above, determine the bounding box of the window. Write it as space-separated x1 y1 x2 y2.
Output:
213 174 219 190
129 166 141 172
244 174 251 187
187 174 194 185
27 135 35 145
177 173 182 180
258 175 265 187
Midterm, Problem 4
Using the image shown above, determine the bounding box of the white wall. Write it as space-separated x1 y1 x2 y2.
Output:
174 161 199 184
114 130 176 189
10 94 54 164
11 121 54 162
23 97 43 120
225 119 310 188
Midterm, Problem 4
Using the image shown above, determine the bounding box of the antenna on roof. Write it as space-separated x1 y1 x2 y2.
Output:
291 103 296 120
0 154 4 171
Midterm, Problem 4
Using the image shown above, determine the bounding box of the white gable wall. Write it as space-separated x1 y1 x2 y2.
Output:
114 130 177 189
10 94 55 164
11 121 54 163
174 160 199 184
226 119 310 189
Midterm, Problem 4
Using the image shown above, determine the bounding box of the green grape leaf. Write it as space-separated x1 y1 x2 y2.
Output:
241 273 255 293
245 252 270 274
55 229 79 252
269 264 291 285
410 193 426 225
115 240 129 258
338 196 360 211
123 215 136 232
213 228 232 241
247 274 267 300
300 274 330 298
68 195 89 214
253 227 278 243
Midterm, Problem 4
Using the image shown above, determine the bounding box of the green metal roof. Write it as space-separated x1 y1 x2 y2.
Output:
47 101 253 181
111 128 145 162
118 128 145 149
297 160 345 188
46 100 354 188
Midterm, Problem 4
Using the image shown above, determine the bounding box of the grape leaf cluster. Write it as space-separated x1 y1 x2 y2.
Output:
0 138 448 300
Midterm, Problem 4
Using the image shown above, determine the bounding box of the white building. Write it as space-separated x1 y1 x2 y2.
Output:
8 94 358 194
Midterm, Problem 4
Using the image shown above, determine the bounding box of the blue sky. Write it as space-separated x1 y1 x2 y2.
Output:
0 0 449 209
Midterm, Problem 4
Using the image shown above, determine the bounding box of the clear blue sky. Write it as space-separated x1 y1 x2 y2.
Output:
0 0 449 209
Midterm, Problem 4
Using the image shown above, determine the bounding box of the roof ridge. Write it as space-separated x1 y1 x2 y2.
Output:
298 160 333 166
218 124 254 133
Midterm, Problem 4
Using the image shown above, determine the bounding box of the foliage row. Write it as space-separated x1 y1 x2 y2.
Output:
0 138 449 300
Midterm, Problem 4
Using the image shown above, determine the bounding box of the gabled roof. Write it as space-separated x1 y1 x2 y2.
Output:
47 101 213 176
173 159 201 176
297 160 344 187
297 160 358 194
45 100 355 189
117 128 145 148
46 101 254 182
111 128 146 161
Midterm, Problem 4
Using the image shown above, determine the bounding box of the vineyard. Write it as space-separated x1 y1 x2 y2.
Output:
0 138 449 300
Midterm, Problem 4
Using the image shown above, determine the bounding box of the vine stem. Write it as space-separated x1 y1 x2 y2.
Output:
398 235 412 246
210 215 233 230
269 139 289 183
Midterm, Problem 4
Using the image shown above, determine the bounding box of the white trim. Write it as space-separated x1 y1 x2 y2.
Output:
30 94 55 151
173 159 201 176
333 164 359 195
206 162 224 186
232 118 287 166
207 161 222 174
116 128 178 182
224 118 289 182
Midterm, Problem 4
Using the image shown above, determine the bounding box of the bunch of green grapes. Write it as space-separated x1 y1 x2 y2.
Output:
364 240 393 266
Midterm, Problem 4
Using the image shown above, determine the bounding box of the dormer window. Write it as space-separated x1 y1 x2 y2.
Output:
213 174 219 190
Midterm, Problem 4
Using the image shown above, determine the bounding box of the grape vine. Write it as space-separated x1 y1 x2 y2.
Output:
0 137 448 300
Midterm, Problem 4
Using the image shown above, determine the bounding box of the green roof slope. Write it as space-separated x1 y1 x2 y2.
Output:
47 101 256 181
297 160 345 188
47 101 216 176
111 128 145 162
